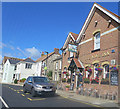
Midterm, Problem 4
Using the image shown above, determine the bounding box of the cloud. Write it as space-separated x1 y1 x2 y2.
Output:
17 47 25 55
0 42 7 49
25 47 41 59
0 42 14 50
16 46 41 59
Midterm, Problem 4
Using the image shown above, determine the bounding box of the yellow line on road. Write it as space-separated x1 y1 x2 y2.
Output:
25 93 30 94
14 90 16 91
20 89 23 91
17 92 20 93
32 98 46 101
21 94 25 96
27 98 32 101
60 95 103 109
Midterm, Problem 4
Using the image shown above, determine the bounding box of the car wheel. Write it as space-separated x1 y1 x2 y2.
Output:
31 88 36 97
23 86 27 93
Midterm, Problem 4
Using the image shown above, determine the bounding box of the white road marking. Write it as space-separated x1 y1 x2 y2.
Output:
0 96 9 108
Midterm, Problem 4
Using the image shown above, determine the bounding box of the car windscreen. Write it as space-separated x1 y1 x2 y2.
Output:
33 77 50 83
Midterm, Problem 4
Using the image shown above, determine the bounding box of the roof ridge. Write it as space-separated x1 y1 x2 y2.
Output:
95 2 120 19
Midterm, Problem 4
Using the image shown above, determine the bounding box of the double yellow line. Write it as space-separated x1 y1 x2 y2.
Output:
60 95 104 109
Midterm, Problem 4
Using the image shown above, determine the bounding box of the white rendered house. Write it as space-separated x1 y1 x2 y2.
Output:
2 57 36 83
2 59 19 83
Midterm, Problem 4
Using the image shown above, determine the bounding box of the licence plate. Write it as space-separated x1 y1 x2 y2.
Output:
44 89 52 91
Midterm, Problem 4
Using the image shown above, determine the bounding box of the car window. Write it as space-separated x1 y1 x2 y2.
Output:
33 77 49 83
27 77 32 82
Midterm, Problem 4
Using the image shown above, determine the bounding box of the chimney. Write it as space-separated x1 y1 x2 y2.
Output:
41 52 44 56
54 48 59 54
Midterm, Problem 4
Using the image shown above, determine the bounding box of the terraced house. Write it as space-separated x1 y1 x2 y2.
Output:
61 3 120 100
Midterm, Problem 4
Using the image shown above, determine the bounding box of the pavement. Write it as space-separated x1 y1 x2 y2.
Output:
1 82 120 108
56 90 120 108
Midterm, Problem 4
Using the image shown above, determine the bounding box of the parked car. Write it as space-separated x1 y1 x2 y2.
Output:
23 76 56 97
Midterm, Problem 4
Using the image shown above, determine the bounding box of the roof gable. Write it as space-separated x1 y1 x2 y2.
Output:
62 32 78 49
76 3 120 43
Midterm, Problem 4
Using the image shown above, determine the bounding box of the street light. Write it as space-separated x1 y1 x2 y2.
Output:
45 51 48 76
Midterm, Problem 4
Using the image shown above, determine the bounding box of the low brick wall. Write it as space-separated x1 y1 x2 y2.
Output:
83 83 118 100
83 83 118 91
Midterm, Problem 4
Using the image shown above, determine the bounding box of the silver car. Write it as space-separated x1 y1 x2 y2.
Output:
23 76 56 97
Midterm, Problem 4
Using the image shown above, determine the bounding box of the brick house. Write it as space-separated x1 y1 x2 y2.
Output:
76 3 119 87
36 48 61 78
61 32 81 86
61 3 120 98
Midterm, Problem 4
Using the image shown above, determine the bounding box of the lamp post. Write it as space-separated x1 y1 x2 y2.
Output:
45 51 48 76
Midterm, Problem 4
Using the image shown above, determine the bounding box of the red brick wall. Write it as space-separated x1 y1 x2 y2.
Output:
78 8 119 80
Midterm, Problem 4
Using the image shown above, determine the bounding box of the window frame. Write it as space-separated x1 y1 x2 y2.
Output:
94 32 100 50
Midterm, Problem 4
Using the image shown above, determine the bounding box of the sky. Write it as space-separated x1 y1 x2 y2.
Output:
1 2 119 61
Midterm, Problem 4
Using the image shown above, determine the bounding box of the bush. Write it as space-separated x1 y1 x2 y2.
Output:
20 78 26 83
84 78 90 84
101 78 109 85
66 85 70 88
62 78 66 82
47 71 52 77
66 73 69 77
91 80 99 84
14 79 18 84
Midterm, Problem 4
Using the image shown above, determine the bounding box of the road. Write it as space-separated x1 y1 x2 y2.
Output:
1 84 102 108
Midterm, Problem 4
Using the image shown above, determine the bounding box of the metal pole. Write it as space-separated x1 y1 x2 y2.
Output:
45 51 48 77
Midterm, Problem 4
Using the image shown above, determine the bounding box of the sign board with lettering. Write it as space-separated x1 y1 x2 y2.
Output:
110 70 118 85
68 44 77 52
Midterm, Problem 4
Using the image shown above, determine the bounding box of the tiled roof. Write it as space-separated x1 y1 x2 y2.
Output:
2 56 24 64
70 32 78 40
73 58 82 68
9 59 20 64
23 58 35 63
36 52 55 62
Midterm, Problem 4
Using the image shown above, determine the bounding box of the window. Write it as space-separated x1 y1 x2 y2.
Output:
85 67 89 78
4 73 7 80
94 64 99 79
59 61 62 69
43 62 46 67
55 62 58 70
103 65 109 78
70 52 74 58
25 63 32 69
94 32 100 50
14 65 17 70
